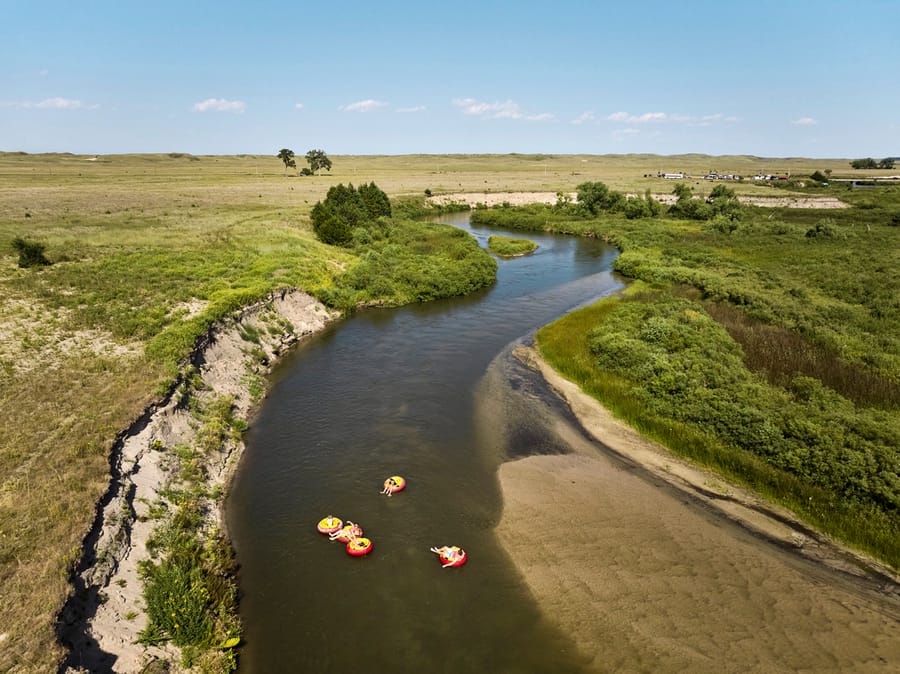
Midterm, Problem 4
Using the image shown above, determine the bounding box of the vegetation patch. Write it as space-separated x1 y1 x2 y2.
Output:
10 237 51 268
488 234 538 257
515 187 900 569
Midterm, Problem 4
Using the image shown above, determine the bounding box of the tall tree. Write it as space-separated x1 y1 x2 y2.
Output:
277 148 296 176
305 149 332 175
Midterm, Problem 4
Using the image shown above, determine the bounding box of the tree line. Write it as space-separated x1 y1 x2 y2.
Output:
277 148 332 176
850 157 895 170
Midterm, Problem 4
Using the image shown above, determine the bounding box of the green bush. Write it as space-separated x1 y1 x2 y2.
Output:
805 218 837 238
140 553 215 647
576 181 625 214
310 182 392 247
11 236 51 267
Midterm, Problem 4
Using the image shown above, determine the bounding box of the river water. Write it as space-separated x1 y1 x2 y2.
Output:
226 214 622 672
226 214 899 672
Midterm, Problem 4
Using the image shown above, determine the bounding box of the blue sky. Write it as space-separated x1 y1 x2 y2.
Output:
2 0 897 157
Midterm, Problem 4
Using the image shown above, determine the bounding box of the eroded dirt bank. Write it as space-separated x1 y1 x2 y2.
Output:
495 346 899 673
58 290 337 673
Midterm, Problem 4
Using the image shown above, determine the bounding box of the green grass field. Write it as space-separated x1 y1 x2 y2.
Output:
0 151 895 671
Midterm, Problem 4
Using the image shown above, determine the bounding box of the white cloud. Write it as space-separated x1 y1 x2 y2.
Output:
397 105 426 113
1 97 96 110
452 97 552 121
571 111 596 125
192 98 246 113
339 99 388 113
687 113 739 127
608 111 737 126
39 97 89 109
608 111 667 123
295 102 305 110
793 117 817 125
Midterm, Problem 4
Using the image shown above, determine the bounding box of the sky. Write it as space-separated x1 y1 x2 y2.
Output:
1 0 898 158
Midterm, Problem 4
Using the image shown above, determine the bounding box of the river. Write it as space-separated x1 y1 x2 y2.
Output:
226 213 899 672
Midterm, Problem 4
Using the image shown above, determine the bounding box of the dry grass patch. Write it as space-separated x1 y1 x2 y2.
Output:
0 353 162 672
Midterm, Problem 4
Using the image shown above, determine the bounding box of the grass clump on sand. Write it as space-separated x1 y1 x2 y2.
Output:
488 235 538 257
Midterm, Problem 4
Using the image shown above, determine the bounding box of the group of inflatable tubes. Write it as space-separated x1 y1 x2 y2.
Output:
316 475 467 567
317 516 373 556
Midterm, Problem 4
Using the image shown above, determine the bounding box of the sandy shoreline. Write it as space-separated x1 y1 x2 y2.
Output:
495 345 899 672
429 191 850 209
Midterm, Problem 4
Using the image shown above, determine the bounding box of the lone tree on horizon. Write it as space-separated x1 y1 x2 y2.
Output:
305 149 332 175
277 148 296 176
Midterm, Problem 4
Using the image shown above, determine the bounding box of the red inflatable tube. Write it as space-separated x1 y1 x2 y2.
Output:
347 537 373 556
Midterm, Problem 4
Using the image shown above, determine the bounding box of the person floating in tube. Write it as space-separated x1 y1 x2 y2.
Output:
381 477 398 496
430 545 465 568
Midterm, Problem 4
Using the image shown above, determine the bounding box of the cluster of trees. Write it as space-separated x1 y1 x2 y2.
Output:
277 148 333 176
573 181 741 222
670 183 742 222
575 182 662 220
310 182 392 246
850 157 895 169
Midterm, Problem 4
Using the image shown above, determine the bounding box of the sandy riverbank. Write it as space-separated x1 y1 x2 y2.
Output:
495 346 899 672
429 191 850 209
58 290 337 673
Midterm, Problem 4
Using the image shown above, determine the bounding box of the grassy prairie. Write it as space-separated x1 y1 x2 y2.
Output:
0 151 889 671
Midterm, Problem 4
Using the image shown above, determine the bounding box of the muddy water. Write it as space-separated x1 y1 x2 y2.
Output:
226 214 899 672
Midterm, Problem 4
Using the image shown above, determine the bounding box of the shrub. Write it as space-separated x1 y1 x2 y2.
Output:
623 196 651 220
310 182 392 247
806 218 836 238
576 181 625 214
11 237 51 267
